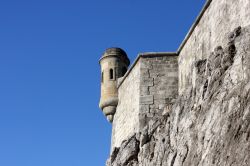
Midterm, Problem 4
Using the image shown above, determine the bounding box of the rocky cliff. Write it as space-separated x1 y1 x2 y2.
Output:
106 26 250 166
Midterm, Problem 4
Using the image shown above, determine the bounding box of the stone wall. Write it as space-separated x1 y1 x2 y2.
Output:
138 54 178 130
106 0 250 165
107 25 250 166
110 0 250 151
178 0 250 94
111 53 178 150
111 61 140 150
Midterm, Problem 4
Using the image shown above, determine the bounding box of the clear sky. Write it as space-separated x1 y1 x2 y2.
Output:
0 0 205 165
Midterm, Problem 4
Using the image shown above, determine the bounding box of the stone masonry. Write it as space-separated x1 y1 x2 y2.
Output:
112 61 140 150
99 0 250 165
138 54 178 131
111 53 178 150
107 25 250 166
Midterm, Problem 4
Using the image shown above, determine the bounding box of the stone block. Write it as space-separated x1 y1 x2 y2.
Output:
165 68 177 72
154 98 167 105
149 86 156 94
149 70 161 77
140 60 152 69
149 104 157 109
152 64 166 69
140 86 149 95
167 72 178 77
140 78 154 87
141 69 149 78
156 57 163 61
140 95 154 105
139 105 149 112
154 93 166 100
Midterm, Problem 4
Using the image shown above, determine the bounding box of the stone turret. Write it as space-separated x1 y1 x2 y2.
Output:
99 48 130 122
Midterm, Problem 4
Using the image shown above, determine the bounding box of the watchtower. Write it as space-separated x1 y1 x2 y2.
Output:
99 48 130 122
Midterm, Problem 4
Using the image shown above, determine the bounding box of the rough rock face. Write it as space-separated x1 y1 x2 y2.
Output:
106 26 250 166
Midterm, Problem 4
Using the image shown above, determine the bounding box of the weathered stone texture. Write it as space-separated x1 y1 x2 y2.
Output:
107 26 250 166
111 55 178 150
139 56 178 131
112 62 140 150
179 0 250 94
106 1 250 165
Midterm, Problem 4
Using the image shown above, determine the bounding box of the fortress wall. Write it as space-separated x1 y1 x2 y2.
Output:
111 54 178 150
111 61 140 150
138 54 178 130
178 0 250 94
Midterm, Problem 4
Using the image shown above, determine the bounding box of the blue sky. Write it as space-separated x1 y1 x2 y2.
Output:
0 0 205 165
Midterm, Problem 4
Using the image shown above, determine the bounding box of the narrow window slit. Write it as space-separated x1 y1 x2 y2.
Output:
110 69 113 79
101 72 104 83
